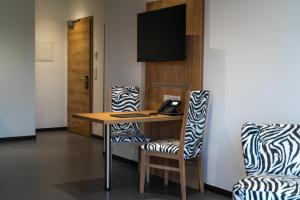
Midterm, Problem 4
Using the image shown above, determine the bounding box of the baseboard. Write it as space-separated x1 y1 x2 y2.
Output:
205 183 232 197
36 127 67 132
111 154 232 197
0 135 36 142
92 134 104 139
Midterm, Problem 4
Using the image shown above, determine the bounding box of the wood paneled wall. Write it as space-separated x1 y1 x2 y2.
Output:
144 0 204 189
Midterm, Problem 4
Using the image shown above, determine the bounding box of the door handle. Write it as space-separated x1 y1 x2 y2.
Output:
82 75 89 89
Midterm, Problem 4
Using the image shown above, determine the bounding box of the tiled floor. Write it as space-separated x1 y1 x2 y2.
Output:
0 131 231 200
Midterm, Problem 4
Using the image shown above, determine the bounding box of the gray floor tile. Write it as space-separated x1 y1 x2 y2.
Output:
0 131 230 200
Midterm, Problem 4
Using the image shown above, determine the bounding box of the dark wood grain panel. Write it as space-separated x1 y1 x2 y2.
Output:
144 0 204 190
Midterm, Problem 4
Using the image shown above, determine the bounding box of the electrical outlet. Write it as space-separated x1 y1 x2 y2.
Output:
163 95 181 101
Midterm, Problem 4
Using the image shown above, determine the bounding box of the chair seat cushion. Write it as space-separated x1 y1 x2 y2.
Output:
233 174 300 200
141 139 180 154
111 132 148 143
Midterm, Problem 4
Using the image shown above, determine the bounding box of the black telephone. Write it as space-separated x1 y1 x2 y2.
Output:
158 100 181 115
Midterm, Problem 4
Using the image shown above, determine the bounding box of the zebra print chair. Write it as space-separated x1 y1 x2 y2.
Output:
110 86 148 143
139 90 210 200
233 123 300 200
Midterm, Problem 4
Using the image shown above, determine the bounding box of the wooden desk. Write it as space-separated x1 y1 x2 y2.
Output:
73 110 183 190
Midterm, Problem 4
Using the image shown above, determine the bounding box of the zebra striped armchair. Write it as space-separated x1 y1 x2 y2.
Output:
233 123 300 200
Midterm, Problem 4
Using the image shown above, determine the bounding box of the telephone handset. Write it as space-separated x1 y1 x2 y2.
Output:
158 100 181 115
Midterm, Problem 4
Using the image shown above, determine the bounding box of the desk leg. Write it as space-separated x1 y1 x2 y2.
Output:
104 124 111 190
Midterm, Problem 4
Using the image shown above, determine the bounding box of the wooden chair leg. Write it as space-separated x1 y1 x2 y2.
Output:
103 133 105 156
179 158 186 200
138 146 141 173
139 149 146 194
164 159 169 186
198 156 205 193
146 155 150 183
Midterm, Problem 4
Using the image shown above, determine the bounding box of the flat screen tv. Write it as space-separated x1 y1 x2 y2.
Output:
137 4 186 62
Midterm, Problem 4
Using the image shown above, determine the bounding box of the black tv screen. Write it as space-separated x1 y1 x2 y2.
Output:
137 4 186 62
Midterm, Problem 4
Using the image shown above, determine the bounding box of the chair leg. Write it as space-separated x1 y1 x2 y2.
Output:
138 146 141 173
139 149 146 194
198 156 204 193
164 159 169 186
103 132 105 156
179 158 186 200
146 155 150 183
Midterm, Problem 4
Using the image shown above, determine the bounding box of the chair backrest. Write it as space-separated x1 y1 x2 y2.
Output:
242 123 300 176
111 86 140 134
180 90 209 160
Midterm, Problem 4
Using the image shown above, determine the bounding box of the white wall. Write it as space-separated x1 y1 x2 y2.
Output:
35 0 105 135
204 0 300 190
104 0 147 160
0 0 35 138
104 0 147 111
35 0 68 129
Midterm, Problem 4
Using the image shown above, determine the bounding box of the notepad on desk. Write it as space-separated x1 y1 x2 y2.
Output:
110 113 150 118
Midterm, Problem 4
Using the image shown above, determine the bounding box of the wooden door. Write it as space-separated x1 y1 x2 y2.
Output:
67 17 93 136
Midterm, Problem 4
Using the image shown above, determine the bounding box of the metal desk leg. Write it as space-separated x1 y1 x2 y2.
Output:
104 124 111 190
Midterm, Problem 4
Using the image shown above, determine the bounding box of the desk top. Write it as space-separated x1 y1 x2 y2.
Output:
73 110 183 124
